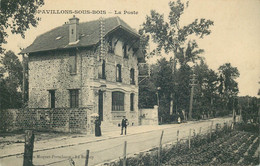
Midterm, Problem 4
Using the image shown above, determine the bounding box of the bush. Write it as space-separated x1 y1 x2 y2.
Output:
234 122 259 133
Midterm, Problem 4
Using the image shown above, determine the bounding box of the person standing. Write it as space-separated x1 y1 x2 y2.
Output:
121 116 128 135
95 116 101 136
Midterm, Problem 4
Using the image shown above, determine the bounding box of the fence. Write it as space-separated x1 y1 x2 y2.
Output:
21 120 234 166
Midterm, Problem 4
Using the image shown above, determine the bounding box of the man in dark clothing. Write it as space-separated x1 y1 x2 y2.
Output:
121 116 128 135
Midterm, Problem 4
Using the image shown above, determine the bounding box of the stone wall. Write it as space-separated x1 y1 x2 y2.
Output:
0 107 93 133
28 50 84 108
139 106 159 125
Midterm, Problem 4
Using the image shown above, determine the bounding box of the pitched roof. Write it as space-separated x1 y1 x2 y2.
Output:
22 17 140 54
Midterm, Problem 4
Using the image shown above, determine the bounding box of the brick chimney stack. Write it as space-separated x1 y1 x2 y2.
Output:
69 15 79 44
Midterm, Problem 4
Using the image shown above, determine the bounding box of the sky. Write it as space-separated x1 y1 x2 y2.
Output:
2 0 260 97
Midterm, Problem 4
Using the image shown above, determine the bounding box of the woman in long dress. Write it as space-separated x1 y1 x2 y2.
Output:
95 117 101 136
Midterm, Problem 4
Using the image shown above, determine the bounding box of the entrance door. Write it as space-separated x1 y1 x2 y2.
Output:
49 90 55 108
98 90 103 121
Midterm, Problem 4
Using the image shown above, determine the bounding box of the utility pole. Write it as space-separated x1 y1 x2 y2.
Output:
99 17 105 60
232 97 236 124
156 87 161 107
22 54 26 106
188 71 196 120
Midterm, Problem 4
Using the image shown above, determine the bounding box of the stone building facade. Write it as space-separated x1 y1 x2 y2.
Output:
22 16 143 132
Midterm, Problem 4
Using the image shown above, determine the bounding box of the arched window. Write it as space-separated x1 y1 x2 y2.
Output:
130 93 134 111
123 43 128 58
112 91 124 111
108 37 114 53
130 68 135 85
116 64 122 82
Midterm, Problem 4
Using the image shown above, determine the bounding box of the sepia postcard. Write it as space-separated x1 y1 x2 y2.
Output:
0 0 259 166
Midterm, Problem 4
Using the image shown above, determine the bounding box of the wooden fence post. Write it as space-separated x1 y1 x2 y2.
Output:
85 150 90 166
69 158 75 166
23 130 35 166
215 123 219 132
177 130 179 143
188 129 191 149
210 121 213 140
123 141 127 166
158 130 164 166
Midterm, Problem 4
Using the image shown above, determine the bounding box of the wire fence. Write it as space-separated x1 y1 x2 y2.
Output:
31 119 233 166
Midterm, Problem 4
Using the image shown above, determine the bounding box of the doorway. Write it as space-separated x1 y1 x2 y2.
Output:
98 90 103 121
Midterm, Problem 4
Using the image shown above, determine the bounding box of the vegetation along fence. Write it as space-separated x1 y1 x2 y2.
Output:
21 120 259 166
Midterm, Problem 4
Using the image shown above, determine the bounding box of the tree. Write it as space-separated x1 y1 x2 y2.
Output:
176 40 205 66
239 96 259 124
153 58 174 123
140 0 214 70
0 50 26 108
193 61 218 118
140 0 214 121
175 64 191 117
218 63 240 110
138 77 157 108
138 58 174 123
0 0 44 53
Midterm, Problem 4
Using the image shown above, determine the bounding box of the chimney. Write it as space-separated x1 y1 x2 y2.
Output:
69 15 79 44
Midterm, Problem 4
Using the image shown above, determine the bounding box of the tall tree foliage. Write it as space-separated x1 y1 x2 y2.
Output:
0 0 44 53
153 58 174 122
239 96 259 124
138 58 174 122
193 61 218 118
218 63 240 110
138 0 214 121
175 64 191 114
140 0 214 69
0 50 27 108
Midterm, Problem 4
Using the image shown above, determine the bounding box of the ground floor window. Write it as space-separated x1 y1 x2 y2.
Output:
112 91 124 111
49 90 55 108
69 89 79 108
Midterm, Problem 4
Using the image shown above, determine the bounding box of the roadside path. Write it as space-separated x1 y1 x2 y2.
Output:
0 117 232 166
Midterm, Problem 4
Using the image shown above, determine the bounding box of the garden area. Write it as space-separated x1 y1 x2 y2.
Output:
107 123 259 166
